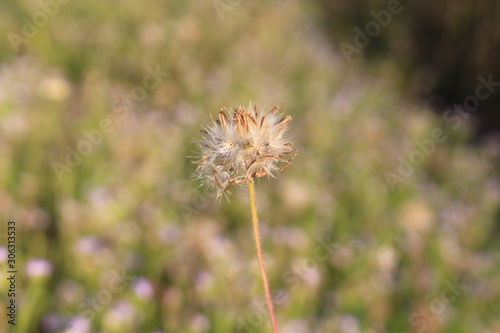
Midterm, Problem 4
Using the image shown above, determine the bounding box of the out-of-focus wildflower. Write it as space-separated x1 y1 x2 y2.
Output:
103 300 136 330
281 319 309 333
399 200 433 233
194 104 297 196
41 313 61 332
0 115 27 138
0 247 7 263
64 316 90 333
73 236 104 255
26 258 53 278
375 246 397 273
132 277 154 300
157 224 180 244
189 313 210 332
38 76 71 101
337 315 361 333
56 279 84 304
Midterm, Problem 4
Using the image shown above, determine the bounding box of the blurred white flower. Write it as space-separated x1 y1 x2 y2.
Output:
281 180 310 211
65 316 90 333
0 247 7 263
132 277 154 300
41 313 61 331
56 279 84 304
375 246 397 273
338 315 361 333
399 200 433 233
26 258 53 278
195 270 214 292
282 319 309 333
38 76 71 101
295 257 322 287
190 313 210 332
73 236 102 254
1 115 27 138
103 300 135 329
157 224 180 244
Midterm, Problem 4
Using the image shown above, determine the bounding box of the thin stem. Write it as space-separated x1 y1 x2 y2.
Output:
248 181 279 333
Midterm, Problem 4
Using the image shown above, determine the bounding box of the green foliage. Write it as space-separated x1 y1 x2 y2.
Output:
0 1 498 332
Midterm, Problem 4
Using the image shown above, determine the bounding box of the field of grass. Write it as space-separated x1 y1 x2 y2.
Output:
0 1 499 332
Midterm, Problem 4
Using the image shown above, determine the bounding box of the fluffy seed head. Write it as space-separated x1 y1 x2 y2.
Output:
193 104 297 196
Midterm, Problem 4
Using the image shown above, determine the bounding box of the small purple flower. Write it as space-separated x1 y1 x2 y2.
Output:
132 277 154 300
0 247 7 263
66 316 90 333
26 258 53 278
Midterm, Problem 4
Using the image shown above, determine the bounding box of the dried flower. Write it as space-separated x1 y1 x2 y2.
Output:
194 104 297 196
193 104 298 332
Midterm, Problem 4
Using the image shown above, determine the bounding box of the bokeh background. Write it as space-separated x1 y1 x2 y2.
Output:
0 1 499 332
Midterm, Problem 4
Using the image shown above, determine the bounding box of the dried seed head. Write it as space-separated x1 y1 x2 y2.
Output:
193 104 297 196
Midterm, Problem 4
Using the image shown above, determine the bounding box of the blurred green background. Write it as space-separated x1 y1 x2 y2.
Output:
0 0 499 332
319 0 500 137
